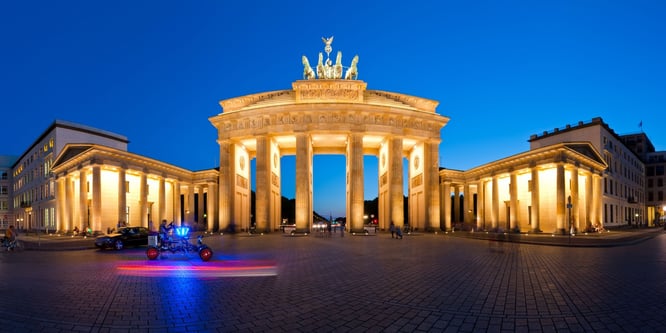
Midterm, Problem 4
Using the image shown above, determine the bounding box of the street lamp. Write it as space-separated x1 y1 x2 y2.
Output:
567 195 573 240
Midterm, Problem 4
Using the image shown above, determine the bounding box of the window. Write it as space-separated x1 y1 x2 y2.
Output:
659 179 664 187
1 172 6 180
126 181 130 193
0 186 7 195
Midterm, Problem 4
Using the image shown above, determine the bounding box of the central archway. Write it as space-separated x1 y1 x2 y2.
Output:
210 79 449 234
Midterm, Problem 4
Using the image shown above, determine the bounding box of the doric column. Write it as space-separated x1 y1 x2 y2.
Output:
197 186 204 225
56 177 66 232
218 140 232 232
556 163 566 234
65 175 74 230
158 176 166 224
491 176 499 229
571 165 579 232
592 173 602 227
389 137 404 228
530 166 540 232
509 172 518 231
91 165 102 232
477 180 485 230
173 181 182 225
453 186 460 224
295 133 312 232
118 168 126 227
255 136 271 233
585 172 593 231
186 185 194 226
424 140 440 231
463 183 472 225
207 183 217 231
79 168 87 229
347 132 364 233
442 181 451 231
139 171 148 228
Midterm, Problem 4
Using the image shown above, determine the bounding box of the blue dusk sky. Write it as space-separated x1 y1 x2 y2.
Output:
2 1 665 218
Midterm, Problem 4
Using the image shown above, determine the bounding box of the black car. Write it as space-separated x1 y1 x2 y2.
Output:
95 226 150 250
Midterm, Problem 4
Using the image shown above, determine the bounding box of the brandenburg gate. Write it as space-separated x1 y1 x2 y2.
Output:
209 38 449 234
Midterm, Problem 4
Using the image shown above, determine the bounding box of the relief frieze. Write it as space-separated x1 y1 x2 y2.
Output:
219 111 439 136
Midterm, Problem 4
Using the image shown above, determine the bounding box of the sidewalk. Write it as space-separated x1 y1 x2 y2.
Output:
14 227 664 251
442 226 664 247
18 233 96 251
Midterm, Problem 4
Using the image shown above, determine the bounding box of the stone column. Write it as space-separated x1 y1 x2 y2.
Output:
187 185 194 226
453 186 460 224
118 168 126 227
139 171 148 228
491 176 499 230
207 183 217 231
556 163 566 234
159 176 166 225
197 186 204 226
56 177 66 232
173 181 182 225
295 133 312 233
424 140 440 231
347 132 364 233
585 172 593 231
509 172 518 231
442 181 451 231
91 165 102 232
477 180 485 230
530 166 540 232
389 137 404 228
79 169 87 229
463 183 472 225
592 173 602 227
571 166 579 232
66 175 74 230
218 140 232 232
255 136 271 233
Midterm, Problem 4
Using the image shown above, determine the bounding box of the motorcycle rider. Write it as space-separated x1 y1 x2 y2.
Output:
159 220 173 247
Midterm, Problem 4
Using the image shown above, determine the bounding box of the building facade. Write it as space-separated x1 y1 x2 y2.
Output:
529 118 646 227
210 79 448 234
0 155 16 229
621 133 666 225
11 120 128 232
440 142 607 234
51 144 217 233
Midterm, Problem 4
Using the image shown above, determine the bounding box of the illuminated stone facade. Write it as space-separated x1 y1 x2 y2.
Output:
51 144 217 233
210 80 449 233
530 118 645 228
441 142 607 234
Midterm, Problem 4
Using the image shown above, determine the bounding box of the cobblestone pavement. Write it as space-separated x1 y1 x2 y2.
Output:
1 230 665 332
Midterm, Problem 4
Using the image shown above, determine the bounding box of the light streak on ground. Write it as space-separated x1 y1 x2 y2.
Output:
116 260 277 278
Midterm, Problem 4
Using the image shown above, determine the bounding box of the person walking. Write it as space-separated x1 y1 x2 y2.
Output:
389 221 395 238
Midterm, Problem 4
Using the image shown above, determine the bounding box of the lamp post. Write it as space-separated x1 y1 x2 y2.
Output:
567 195 573 242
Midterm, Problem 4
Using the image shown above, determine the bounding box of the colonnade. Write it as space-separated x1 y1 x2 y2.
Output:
52 145 218 233
440 143 606 234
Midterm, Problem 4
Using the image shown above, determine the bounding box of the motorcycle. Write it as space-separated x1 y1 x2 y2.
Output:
146 225 213 261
